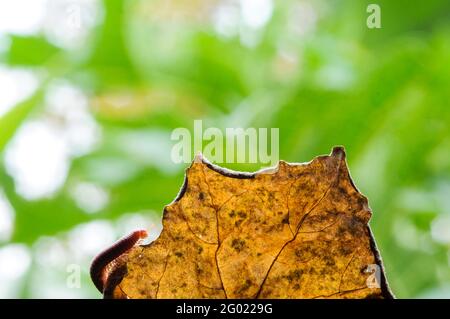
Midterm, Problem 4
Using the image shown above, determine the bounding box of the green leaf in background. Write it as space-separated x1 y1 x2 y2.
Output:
5 36 60 66
0 89 43 153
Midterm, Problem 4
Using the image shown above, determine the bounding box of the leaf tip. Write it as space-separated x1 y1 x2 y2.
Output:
331 146 346 159
193 152 204 163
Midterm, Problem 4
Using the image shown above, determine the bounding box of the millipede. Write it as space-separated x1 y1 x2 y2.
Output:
90 229 148 293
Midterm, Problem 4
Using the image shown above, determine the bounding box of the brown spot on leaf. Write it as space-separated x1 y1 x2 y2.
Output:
231 239 246 252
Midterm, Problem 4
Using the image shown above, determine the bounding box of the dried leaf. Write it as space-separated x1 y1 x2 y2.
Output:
99 147 393 299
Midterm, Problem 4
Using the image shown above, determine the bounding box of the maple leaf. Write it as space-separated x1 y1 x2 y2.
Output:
93 147 394 299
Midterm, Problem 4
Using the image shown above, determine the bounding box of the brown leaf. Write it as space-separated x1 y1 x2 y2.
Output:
97 146 393 299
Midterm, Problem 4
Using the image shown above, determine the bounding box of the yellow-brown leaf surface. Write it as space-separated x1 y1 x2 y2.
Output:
102 147 393 299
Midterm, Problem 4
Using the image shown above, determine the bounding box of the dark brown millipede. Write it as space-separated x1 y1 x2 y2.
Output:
90 229 148 293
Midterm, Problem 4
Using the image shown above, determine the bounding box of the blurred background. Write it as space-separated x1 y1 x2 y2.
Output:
0 0 449 298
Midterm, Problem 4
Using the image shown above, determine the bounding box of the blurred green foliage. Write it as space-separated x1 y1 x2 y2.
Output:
0 0 450 298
